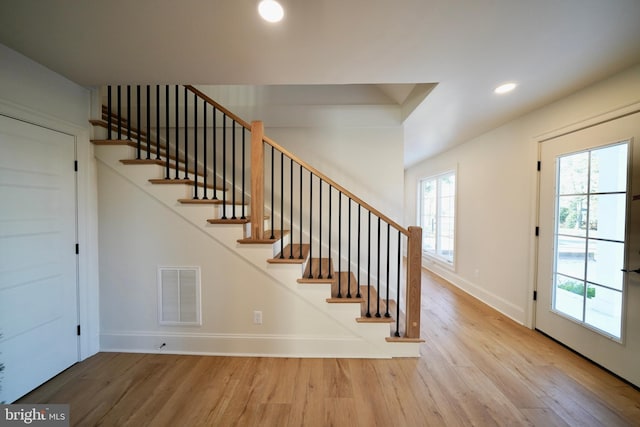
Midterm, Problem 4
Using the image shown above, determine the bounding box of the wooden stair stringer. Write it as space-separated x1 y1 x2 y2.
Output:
93 142 421 357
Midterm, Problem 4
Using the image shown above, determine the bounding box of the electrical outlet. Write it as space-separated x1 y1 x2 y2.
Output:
253 310 263 325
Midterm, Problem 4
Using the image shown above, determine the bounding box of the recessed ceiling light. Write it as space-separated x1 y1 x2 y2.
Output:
494 82 517 94
258 0 284 23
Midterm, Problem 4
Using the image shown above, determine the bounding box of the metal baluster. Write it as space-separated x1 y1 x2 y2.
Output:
366 211 372 318
174 85 179 179
395 231 401 337
203 101 208 199
135 86 141 158
385 223 391 318
289 156 293 258
183 87 189 179
299 164 303 259
164 85 170 179
146 85 150 159
212 107 217 199
107 86 112 140
155 85 160 160
127 85 131 141
279 150 284 257
337 192 342 298
221 114 227 218
193 93 198 199
375 216 381 318
231 121 236 219
270 145 275 239
117 85 122 140
328 185 332 279
308 172 313 278
357 204 361 298
318 178 323 279
241 128 246 218
347 199 352 298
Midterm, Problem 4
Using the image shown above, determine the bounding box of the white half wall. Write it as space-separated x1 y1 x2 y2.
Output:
404 63 640 326
0 43 99 360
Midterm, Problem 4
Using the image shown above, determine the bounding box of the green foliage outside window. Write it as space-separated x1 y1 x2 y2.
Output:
558 281 596 299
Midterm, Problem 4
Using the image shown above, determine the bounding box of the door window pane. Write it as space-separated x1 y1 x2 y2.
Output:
588 194 626 241
558 152 589 195
555 236 586 279
557 195 587 237
586 240 625 291
552 142 628 339
585 284 622 338
554 275 584 321
590 143 628 193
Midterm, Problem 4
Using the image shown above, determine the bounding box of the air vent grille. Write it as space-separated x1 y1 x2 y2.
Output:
158 267 201 325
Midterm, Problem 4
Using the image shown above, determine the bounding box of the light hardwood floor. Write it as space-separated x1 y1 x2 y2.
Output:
19 269 640 426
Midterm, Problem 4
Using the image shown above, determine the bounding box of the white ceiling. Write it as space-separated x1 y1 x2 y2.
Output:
1 0 639 167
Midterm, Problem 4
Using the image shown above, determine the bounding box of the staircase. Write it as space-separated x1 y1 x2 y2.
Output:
91 84 423 358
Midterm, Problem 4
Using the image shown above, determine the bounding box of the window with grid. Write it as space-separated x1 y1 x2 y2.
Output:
419 171 456 266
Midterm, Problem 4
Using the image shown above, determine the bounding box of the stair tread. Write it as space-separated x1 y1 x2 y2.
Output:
149 178 223 191
124 160 226 191
237 230 289 243
268 244 310 264
179 198 226 205
358 286 395 320
121 159 164 165
208 218 250 224
298 258 335 283
326 272 364 302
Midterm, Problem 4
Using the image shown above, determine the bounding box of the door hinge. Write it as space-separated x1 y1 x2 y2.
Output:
537 161 541 171
74 160 78 172
533 290 537 301
75 243 79 254
535 226 539 236
77 325 81 336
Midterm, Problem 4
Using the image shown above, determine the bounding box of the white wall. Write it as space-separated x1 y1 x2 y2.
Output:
267 126 405 224
0 43 99 359
405 63 640 325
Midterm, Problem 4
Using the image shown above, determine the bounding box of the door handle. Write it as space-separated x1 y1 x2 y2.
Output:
621 268 640 274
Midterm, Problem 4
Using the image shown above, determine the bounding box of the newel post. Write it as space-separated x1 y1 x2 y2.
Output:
405 226 422 339
250 121 265 239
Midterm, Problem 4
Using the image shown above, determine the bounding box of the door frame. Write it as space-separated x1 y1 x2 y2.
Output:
529 102 640 329
0 98 100 361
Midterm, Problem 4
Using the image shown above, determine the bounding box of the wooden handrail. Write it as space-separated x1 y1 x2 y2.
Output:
262 134 410 237
184 85 252 130
185 86 407 235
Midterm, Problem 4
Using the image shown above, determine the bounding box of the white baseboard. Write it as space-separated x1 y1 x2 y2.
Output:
424 262 526 325
100 331 413 358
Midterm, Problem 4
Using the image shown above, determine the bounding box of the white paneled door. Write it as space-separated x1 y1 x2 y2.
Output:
0 115 79 403
536 111 640 387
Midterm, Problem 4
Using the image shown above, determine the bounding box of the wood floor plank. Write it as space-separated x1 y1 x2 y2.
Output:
15 268 640 426
347 358 395 427
323 359 354 398
287 358 325 427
